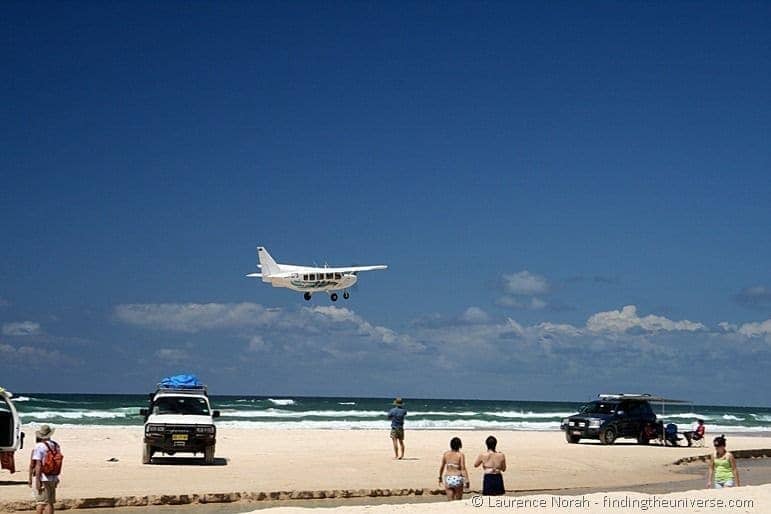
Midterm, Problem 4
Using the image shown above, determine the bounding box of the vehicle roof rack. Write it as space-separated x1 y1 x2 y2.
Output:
598 393 688 403
155 384 208 396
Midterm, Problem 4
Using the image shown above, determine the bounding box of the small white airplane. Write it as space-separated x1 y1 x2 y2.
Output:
246 247 387 301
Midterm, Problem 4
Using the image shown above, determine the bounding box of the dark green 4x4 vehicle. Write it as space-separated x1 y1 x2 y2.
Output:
561 394 662 445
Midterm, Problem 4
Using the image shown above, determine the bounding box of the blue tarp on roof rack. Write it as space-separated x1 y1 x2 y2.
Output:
158 374 204 389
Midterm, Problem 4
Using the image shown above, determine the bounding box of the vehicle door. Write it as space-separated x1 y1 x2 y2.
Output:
0 389 23 452
625 401 647 436
615 401 633 436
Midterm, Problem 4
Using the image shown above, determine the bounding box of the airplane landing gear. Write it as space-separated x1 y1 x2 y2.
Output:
303 292 312 301
343 291 350 299
330 293 338 302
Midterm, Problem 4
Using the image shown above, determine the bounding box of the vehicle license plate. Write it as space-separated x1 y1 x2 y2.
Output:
572 430 582 435
172 434 188 441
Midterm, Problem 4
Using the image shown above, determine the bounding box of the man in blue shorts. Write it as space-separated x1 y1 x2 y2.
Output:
388 397 407 459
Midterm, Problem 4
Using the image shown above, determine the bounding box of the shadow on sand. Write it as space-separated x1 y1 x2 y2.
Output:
0 479 29 486
148 457 228 466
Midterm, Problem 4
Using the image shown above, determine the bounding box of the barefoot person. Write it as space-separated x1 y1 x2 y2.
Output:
388 397 406 459
438 437 469 501
707 435 740 488
474 435 507 495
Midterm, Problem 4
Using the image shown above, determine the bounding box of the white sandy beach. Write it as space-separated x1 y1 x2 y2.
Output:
2 427 770 511
253 485 770 513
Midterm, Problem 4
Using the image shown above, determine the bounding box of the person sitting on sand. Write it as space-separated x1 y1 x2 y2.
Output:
438 437 469 501
474 435 507 495
707 435 740 488
684 419 706 447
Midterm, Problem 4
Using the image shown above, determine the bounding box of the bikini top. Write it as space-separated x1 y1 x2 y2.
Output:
482 452 502 474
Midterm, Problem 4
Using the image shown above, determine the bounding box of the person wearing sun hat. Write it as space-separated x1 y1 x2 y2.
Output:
30 424 62 514
388 397 407 459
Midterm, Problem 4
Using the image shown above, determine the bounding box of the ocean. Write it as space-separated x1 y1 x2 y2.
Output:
10 394 771 433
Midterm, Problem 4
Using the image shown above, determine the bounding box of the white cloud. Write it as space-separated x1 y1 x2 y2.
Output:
586 305 706 333
718 322 737 332
535 322 583 337
114 303 281 333
310 306 424 351
2 321 42 336
459 307 490 324
737 319 771 340
499 271 551 310
155 348 191 362
497 296 547 310
502 271 549 295
247 335 267 352
0 343 70 365
115 302 423 354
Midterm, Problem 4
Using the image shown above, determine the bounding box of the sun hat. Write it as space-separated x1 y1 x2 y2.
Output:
36 424 55 440
393 397 404 406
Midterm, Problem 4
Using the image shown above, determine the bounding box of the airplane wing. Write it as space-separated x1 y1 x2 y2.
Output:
336 265 388 273
245 273 262 278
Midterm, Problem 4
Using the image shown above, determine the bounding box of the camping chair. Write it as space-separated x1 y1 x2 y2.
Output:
664 423 683 446
686 425 706 447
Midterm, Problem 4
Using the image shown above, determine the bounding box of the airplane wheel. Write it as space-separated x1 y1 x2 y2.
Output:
343 291 350 299
330 293 338 302
303 292 312 301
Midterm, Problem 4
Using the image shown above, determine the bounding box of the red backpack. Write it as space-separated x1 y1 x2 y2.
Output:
41 441 63 475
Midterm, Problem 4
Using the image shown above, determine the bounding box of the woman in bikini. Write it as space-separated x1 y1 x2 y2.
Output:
438 437 469 500
474 435 507 495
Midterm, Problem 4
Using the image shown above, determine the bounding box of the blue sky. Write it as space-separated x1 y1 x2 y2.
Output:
1 2 770 405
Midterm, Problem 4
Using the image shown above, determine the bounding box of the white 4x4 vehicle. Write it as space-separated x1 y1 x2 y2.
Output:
139 384 220 465
0 387 24 453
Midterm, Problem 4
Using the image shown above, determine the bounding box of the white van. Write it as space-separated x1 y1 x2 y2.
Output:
0 387 24 452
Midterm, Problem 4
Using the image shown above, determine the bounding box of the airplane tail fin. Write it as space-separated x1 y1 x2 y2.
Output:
257 247 281 278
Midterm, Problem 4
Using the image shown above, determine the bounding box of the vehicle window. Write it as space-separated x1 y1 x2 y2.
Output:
335 273 341 280
627 403 642 416
303 274 308 281
154 397 210 416
309 274 315 281
326 273 333 279
578 402 617 415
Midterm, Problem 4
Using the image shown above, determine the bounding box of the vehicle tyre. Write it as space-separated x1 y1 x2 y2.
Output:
600 427 616 445
565 432 580 444
204 445 215 465
330 293 338 302
303 292 312 301
637 432 650 445
142 444 153 464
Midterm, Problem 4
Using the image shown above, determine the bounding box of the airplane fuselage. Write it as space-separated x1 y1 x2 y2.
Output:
268 269 358 293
